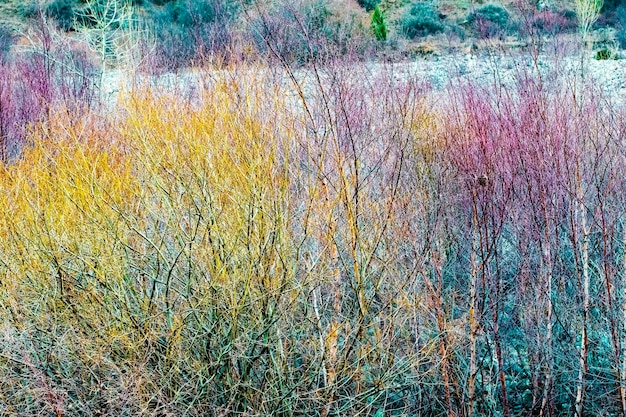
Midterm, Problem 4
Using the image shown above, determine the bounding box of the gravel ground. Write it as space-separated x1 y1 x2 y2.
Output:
100 52 626 105
394 52 626 96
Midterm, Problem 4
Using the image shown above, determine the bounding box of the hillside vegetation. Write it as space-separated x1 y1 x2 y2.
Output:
0 0 625 66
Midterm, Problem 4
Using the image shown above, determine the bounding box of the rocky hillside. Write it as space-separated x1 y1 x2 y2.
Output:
0 0 624 68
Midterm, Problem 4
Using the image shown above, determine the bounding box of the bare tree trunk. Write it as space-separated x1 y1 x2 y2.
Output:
575 196 590 417
492 261 510 417
319 174 341 417
621 225 626 416
437 302 454 417
423 252 454 417
436 260 454 417
599 208 624 416
540 239 554 417
468 189 480 417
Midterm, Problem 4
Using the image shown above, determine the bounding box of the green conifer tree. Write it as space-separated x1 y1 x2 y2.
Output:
371 6 387 41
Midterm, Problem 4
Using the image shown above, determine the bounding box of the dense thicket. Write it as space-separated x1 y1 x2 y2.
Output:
0 40 626 415
1 1 626 416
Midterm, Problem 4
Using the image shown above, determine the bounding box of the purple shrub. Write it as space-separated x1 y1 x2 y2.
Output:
0 18 99 160
442 59 626 413
0 63 15 161
530 9 578 35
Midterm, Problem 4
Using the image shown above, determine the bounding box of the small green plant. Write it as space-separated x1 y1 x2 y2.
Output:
371 6 387 41
594 47 618 59
401 1 444 39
